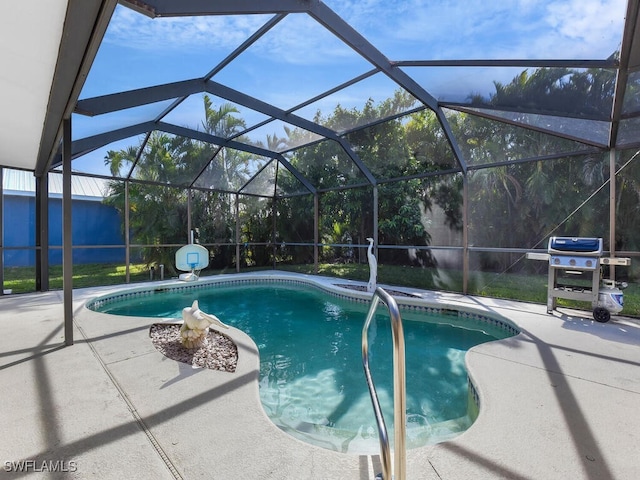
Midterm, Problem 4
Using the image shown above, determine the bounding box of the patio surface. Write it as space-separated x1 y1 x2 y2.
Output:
1 271 639 479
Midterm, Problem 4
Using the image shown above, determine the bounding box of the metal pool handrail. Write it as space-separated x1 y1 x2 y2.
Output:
362 287 406 480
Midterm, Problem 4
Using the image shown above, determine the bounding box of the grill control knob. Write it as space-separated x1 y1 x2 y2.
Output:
570 259 576 266
553 257 560 265
586 260 593 267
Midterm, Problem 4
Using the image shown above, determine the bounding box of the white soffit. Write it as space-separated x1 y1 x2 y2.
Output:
0 1 68 170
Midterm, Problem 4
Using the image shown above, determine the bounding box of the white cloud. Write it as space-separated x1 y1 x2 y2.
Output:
106 1 627 61
324 0 626 60
105 6 364 68
105 5 270 51
92 1 628 106
247 13 361 66
545 0 626 52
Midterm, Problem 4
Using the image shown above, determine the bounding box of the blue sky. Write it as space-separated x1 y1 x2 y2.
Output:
72 0 627 176
82 0 628 98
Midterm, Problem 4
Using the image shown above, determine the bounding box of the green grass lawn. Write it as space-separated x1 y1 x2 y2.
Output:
280 263 640 317
3 264 150 293
3 262 639 317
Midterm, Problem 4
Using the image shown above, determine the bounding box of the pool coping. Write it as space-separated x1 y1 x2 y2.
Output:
2 270 640 479
85 272 521 338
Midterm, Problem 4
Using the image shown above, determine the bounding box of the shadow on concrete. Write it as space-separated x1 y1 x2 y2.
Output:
0 322 64 369
522 330 615 480
8 369 257 479
434 442 536 480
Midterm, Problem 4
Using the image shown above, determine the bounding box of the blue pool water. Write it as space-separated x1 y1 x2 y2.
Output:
92 281 514 453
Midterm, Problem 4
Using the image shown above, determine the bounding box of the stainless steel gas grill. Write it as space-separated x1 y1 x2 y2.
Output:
547 236 602 315
527 237 631 322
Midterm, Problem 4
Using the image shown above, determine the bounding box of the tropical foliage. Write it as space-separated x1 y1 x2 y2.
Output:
102 67 640 282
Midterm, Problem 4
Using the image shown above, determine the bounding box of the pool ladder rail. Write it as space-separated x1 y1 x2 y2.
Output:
362 287 407 480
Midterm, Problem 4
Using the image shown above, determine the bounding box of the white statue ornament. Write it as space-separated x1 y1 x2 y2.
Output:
366 237 377 293
179 300 228 349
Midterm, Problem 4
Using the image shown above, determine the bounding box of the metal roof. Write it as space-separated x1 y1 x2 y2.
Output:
2 168 109 199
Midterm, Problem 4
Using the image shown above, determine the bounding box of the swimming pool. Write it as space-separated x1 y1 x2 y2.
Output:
88 277 518 453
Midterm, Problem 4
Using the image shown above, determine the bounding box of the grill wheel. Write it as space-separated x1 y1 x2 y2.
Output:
593 307 610 323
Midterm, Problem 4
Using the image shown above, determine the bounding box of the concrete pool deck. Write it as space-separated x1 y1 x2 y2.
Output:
1 271 639 479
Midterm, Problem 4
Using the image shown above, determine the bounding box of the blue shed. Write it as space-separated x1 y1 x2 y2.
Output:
2 170 124 267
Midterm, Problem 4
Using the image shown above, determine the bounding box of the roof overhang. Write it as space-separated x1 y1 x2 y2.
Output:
0 1 69 171
35 0 117 177
0 1 115 176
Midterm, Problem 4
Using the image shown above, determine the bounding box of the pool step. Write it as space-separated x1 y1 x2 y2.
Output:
277 415 472 454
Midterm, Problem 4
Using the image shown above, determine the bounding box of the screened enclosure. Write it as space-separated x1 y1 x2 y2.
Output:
2 0 640 315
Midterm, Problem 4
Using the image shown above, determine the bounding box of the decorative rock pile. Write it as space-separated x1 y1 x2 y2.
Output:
149 323 237 372
149 300 237 372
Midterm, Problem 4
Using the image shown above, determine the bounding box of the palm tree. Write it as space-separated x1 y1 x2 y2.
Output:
104 145 139 177
103 132 191 272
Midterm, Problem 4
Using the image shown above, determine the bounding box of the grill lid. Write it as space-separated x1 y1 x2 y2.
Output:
548 237 603 256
